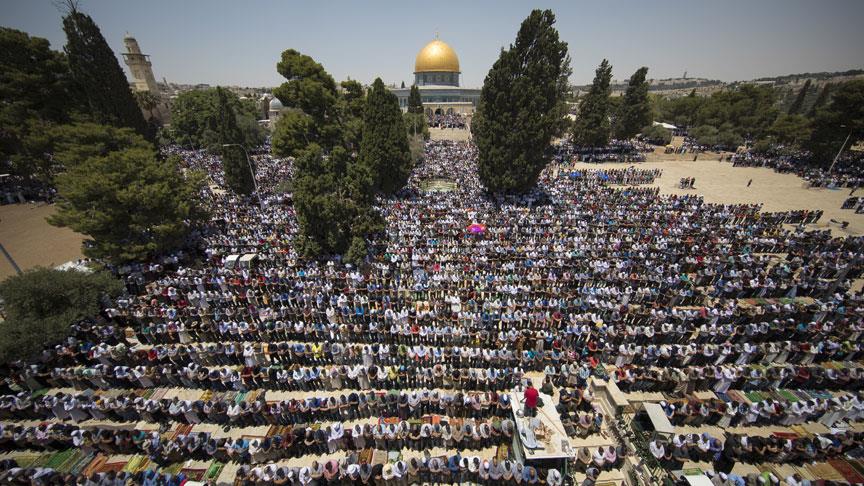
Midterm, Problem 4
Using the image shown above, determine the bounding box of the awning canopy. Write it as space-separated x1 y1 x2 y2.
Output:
652 121 677 130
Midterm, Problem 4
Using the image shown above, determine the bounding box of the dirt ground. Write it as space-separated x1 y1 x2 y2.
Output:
0 203 85 280
571 152 864 237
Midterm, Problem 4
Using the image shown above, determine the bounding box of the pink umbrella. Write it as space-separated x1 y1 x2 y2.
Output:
467 223 486 234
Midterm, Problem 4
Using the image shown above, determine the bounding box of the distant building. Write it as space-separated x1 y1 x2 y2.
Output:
122 34 169 123
122 33 160 95
390 37 480 116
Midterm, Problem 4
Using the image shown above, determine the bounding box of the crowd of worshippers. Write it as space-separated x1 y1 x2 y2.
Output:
0 139 863 485
842 196 864 212
0 460 192 486
614 363 864 395
0 419 512 464
0 390 512 426
656 394 864 428
730 151 864 189
554 140 653 163
236 454 566 486
427 113 467 129
565 168 662 186
650 430 864 473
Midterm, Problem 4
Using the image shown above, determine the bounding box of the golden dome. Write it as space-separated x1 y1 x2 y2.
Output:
414 39 460 73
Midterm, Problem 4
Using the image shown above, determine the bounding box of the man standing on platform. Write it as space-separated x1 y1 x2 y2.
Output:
524 380 539 417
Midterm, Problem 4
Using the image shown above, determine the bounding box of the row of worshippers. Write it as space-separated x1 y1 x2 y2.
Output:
613 363 864 394
650 430 864 472
0 389 512 426
0 419 513 463
237 453 565 486
657 394 864 427
28 362 529 393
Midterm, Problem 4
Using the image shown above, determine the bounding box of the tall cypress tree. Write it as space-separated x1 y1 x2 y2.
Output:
471 9 571 193
215 87 254 195
788 79 811 115
572 59 613 146
62 6 150 139
407 85 424 114
613 67 651 140
359 78 411 195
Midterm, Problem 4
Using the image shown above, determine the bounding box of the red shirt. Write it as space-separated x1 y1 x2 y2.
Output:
524 387 539 408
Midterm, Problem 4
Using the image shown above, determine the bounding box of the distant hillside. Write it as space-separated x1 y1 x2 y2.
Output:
752 69 864 84
572 69 864 99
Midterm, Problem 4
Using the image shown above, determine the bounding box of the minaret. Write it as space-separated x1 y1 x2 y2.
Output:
122 33 160 97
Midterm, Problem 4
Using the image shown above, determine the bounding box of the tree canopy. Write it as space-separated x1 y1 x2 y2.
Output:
571 59 613 147
49 147 206 264
0 28 78 181
768 114 812 146
62 8 150 139
472 9 571 193
613 67 652 140
168 88 264 150
0 268 124 363
640 124 673 145
359 78 412 195
407 85 424 114
271 49 379 263
806 80 864 161
271 49 346 156
12 122 152 184
212 87 255 195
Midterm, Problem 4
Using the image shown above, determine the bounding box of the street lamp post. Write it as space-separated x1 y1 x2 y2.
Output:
828 126 853 175
222 143 264 212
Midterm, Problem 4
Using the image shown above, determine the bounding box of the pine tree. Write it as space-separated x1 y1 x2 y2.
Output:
215 87 254 195
613 67 651 140
359 78 411 195
271 48 380 263
407 85 424 114
471 9 571 193
788 79 811 115
62 7 150 139
49 147 205 264
572 59 613 146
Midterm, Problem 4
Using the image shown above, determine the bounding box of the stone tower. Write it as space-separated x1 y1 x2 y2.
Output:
121 33 160 97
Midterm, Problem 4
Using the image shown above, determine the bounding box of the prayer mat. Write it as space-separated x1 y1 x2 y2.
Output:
181 468 207 481
828 459 864 483
82 454 108 477
772 431 799 440
844 458 864 478
204 461 225 481
29 452 53 468
371 449 389 465
122 455 155 473
68 452 95 476
358 448 373 464
777 390 800 402
496 444 509 461
44 449 76 469
806 462 845 481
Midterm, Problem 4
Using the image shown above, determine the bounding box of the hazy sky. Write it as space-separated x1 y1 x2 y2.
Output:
3 0 864 89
